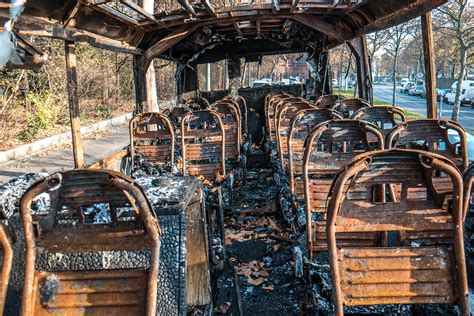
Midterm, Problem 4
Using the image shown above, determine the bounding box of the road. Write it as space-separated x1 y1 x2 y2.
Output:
373 84 474 131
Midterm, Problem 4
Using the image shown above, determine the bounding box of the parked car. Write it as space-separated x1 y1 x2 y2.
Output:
409 84 425 96
252 80 271 88
444 80 474 105
400 78 410 86
400 82 415 93
332 79 338 87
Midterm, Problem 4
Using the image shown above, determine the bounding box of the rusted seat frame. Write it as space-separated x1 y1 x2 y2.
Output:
129 112 175 170
287 108 343 197
325 149 469 316
265 94 293 142
216 98 243 144
19 169 161 316
386 119 468 172
351 105 407 135
184 97 210 109
270 97 307 143
223 95 248 135
211 101 241 161
0 224 12 316
331 98 371 118
165 106 192 130
314 94 346 109
303 120 384 256
275 101 317 172
265 93 290 129
181 110 226 181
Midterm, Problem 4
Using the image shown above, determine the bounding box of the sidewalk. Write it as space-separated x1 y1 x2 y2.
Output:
0 125 129 185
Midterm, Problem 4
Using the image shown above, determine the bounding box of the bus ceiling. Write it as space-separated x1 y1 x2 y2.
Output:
0 0 447 65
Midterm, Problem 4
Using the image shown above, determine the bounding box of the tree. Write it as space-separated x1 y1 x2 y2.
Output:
385 21 417 106
436 0 474 122
366 30 390 80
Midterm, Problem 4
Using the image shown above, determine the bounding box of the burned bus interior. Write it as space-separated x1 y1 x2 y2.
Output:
1 0 473 315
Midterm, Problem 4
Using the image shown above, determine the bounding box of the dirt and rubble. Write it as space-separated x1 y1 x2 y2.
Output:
212 167 307 315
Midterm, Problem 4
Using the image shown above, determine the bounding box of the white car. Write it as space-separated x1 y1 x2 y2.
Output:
400 78 410 86
444 80 474 105
332 79 338 87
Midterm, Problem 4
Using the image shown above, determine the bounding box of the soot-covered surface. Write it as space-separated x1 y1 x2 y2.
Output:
217 167 306 315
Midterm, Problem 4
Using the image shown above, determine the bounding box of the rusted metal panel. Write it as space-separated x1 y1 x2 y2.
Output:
331 98 371 118
129 112 175 171
181 110 226 181
303 120 384 255
326 149 469 315
19 169 161 316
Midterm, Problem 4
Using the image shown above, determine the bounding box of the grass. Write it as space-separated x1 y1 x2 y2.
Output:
332 88 424 120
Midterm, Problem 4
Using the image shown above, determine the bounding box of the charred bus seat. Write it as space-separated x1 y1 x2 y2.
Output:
266 94 295 144
223 95 248 136
303 120 384 255
19 169 161 315
129 112 175 173
387 119 468 173
183 97 210 110
385 120 468 246
351 105 407 135
275 101 317 174
326 149 469 316
287 109 343 202
181 110 226 182
314 94 345 109
211 101 241 163
163 106 192 132
331 98 371 118
270 97 307 145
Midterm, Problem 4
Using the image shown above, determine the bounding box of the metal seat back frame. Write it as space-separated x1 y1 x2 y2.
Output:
275 101 316 172
288 108 343 197
314 94 346 109
326 149 469 316
303 120 384 255
331 98 371 118
20 169 161 316
211 101 241 161
386 119 468 172
181 110 226 181
351 105 406 135
184 97 210 109
129 112 175 170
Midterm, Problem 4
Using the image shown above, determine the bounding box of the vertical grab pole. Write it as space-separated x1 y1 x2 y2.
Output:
65 41 84 168
421 12 437 118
